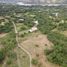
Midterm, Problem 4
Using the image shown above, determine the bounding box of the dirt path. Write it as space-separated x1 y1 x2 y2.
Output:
16 49 21 67
12 21 32 67
0 33 7 38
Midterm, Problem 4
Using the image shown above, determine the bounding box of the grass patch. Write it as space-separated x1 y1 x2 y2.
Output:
16 47 30 67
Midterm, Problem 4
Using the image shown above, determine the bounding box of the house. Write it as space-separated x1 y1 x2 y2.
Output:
17 19 24 23
52 12 59 17
28 27 38 32
28 20 39 32
19 19 24 21
33 20 39 26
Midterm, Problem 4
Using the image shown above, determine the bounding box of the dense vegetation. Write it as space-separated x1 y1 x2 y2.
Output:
45 32 67 67
0 31 16 53
0 22 13 33
0 31 17 64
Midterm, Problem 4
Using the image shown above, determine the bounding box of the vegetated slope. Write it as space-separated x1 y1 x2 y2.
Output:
0 16 17 66
45 32 67 67
0 31 18 67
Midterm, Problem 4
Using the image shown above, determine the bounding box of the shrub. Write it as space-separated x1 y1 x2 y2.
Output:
20 34 25 37
6 59 12 65
0 50 5 62
32 59 38 65
35 44 39 47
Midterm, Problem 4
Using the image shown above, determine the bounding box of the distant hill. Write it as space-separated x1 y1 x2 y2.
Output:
0 0 67 5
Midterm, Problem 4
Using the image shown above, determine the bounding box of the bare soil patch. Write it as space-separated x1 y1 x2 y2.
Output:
20 32 60 67
0 33 7 38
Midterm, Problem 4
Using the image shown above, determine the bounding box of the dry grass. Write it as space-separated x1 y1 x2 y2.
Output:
16 47 30 67
20 32 60 67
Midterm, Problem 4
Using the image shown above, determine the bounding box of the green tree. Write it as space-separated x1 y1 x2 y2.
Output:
0 50 5 62
32 59 38 65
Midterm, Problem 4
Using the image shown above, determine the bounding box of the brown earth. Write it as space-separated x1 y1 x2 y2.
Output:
20 32 60 67
0 33 7 38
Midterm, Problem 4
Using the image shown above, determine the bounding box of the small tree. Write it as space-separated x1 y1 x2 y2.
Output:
32 59 38 65
0 51 5 62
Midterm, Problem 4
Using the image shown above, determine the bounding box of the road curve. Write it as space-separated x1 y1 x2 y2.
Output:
12 22 32 67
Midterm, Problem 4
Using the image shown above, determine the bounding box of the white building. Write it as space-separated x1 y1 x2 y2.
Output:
33 20 39 26
52 13 59 17
28 20 39 32
28 27 38 32
19 19 24 21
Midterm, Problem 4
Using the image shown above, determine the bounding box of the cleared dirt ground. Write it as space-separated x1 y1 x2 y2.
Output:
0 33 7 38
20 32 60 67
